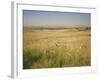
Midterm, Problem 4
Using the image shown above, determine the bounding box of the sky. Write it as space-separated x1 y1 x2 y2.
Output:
23 10 91 27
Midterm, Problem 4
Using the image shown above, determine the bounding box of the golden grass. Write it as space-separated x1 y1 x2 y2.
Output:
23 28 91 69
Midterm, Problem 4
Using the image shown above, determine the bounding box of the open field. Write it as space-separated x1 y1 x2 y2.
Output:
23 27 91 69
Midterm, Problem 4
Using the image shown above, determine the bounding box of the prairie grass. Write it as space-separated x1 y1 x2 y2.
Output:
23 28 91 69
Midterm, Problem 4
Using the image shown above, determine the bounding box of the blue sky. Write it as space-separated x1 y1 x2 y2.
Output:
23 10 90 27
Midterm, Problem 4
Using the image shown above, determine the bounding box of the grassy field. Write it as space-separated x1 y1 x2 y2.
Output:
23 27 91 69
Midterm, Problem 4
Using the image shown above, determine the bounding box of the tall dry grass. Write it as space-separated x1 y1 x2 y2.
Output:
23 28 91 69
